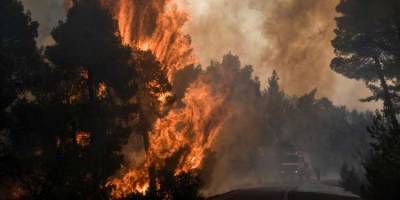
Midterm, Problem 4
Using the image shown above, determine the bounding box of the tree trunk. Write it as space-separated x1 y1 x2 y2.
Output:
375 57 399 129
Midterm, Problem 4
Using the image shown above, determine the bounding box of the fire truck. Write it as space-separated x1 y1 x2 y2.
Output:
278 144 311 181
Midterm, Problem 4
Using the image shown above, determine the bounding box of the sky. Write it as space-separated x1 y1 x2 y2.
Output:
21 0 380 111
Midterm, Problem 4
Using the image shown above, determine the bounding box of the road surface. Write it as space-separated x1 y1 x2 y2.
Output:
208 183 360 200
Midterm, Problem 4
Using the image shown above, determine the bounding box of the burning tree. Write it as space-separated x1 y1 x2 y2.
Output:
43 0 213 198
0 0 380 199
42 0 138 197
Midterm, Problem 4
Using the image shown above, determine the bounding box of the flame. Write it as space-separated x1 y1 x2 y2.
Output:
76 131 91 148
101 0 196 81
148 80 230 173
97 82 107 99
96 0 231 198
107 79 232 198
58 1 230 197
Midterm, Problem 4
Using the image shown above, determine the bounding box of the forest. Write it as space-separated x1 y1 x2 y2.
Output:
0 0 400 200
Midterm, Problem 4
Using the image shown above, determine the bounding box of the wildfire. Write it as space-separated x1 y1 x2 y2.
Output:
101 0 196 81
107 79 232 198
88 0 232 198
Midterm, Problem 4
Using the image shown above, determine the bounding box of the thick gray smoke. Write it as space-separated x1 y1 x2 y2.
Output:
22 0 379 110
183 0 379 110
20 0 372 197
195 54 370 196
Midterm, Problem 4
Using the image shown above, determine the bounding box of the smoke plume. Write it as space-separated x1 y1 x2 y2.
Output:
183 0 377 110
18 0 374 197
22 0 378 110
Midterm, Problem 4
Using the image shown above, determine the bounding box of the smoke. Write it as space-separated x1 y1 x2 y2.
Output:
193 54 371 196
255 0 338 95
21 0 69 45
21 0 379 110
18 0 374 197
183 0 379 110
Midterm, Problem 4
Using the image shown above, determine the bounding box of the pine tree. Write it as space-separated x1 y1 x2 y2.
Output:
46 0 135 103
332 1 400 199
0 0 39 132
266 70 282 99
0 0 57 198
45 0 137 197
331 0 400 128
363 113 400 200
263 70 290 142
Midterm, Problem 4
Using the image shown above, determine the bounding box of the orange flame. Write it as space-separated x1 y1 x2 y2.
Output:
97 82 107 99
101 0 196 81
75 131 91 148
107 79 232 198
98 0 231 198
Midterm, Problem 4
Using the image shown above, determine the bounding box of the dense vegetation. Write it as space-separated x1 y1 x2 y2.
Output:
0 0 399 200
332 0 400 199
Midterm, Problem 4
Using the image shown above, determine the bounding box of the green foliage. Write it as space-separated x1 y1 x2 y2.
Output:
332 1 400 199
0 0 38 57
0 0 60 199
23 0 139 197
260 71 370 172
332 0 400 128
289 93 369 172
262 70 291 144
0 0 41 128
46 0 135 101
332 0 400 82
363 113 400 200
0 1 380 199
266 70 282 98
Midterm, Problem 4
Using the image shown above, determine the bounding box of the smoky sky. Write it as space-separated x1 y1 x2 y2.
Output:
183 0 379 110
21 0 379 110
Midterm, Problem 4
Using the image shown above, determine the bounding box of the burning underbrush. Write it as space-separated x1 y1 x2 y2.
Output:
1 0 371 199
93 0 369 198
105 50 270 198
107 76 234 198
93 0 238 198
